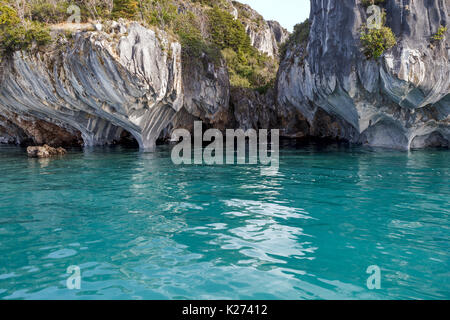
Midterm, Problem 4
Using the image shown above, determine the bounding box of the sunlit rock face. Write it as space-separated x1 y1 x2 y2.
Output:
233 2 289 58
0 19 232 150
268 20 290 46
0 22 184 150
277 0 449 149
230 87 278 130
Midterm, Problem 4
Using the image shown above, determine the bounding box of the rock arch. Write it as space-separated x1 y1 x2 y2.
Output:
410 131 449 149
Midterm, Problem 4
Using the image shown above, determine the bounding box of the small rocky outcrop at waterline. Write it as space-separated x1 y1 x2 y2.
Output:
277 0 449 150
27 145 67 158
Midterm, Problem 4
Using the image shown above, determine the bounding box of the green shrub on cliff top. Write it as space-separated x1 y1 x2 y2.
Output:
0 2 51 55
142 0 180 29
208 6 252 55
175 11 221 64
279 19 310 60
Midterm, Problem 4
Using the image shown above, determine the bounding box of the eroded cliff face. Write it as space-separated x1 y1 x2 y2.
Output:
233 1 289 58
2 1 447 151
0 0 284 149
277 0 449 149
159 48 231 141
0 21 231 150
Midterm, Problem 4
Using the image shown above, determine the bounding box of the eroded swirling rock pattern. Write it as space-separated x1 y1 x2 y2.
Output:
277 0 449 149
0 22 185 150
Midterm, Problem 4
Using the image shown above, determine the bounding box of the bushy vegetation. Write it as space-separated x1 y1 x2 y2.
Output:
209 6 251 54
0 0 116 55
208 6 277 90
279 19 310 60
141 2 277 90
360 25 396 59
0 1 51 56
431 25 447 43
360 6 396 59
174 10 222 64
4 1 115 24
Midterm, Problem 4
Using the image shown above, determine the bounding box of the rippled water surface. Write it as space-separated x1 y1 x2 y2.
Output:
0 144 449 300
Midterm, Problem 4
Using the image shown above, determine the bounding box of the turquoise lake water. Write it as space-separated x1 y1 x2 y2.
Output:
0 143 448 300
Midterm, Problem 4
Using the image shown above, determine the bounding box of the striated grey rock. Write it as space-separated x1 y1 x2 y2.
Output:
0 22 184 151
233 1 289 58
0 2 287 150
267 20 290 45
2 1 447 152
181 52 230 125
277 0 449 149
159 52 231 142
231 87 278 130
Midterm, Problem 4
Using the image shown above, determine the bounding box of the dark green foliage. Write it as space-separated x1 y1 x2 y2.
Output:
0 2 51 55
208 6 277 89
175 11 221 64
279 19 310 60
139 1 220 63
142 0 178 29
359 2 396 59
208 6 252 55
112 0 138 20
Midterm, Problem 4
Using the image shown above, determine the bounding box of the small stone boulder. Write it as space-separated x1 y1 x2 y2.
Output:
27 145 67 158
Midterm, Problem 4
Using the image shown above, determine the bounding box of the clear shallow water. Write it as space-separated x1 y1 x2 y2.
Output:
0 144 448 300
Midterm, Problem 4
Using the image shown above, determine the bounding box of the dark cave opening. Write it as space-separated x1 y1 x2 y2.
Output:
115 130 140 148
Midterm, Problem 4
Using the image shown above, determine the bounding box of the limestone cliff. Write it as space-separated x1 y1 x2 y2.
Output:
0 22 183 150
0 21 231 150
232 1 289 58
0 0 284 150
277 0 449 149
